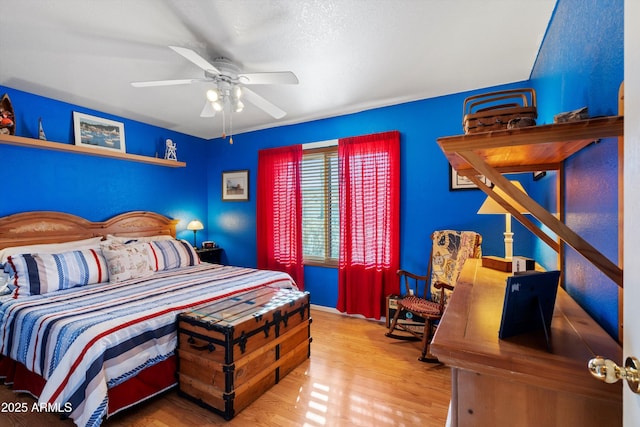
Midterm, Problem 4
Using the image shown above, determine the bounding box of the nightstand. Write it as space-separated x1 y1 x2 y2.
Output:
196 247 223 264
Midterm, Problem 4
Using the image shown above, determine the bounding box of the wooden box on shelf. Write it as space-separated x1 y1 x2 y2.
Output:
482 256 512 272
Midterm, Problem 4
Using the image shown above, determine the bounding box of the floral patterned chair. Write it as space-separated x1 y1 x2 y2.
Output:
386 230 482 361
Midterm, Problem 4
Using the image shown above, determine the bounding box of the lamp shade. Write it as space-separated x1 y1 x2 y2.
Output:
187 220 204 231
477 181 529 215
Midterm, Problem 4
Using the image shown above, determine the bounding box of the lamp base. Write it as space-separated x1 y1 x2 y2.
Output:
482 256 512 272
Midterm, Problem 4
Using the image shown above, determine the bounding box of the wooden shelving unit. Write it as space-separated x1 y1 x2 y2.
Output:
0 133 187 168
437 115 624 287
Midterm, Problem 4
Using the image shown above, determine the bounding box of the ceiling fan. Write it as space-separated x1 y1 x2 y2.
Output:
131 46 298 120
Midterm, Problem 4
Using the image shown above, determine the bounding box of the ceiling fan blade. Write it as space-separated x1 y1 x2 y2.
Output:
242 87 286 119
200 101 216 118
169 45 220 73
239 71 299 85
131 78 200 87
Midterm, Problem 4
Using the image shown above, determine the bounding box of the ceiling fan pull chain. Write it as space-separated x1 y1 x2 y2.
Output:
221 108 227 139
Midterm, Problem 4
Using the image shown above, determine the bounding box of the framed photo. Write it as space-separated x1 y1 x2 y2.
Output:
222 170 249 201
73 112 125 153
449 165 492 191
533 171 547 181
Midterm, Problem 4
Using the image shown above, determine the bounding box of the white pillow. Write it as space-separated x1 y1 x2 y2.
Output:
0 236 104 264
104 234 175 244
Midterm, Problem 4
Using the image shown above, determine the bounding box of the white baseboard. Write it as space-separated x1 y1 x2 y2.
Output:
310 304 386 324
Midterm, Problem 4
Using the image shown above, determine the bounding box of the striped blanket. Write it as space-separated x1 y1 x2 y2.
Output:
0 263 297 427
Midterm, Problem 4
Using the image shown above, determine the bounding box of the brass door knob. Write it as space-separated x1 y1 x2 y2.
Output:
588 356 640 393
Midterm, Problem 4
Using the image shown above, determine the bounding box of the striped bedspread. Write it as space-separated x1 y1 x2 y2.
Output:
0 263 297 427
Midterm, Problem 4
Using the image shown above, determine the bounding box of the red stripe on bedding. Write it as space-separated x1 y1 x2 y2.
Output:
147 243 159 271
46 280 284 403
89 249 103 284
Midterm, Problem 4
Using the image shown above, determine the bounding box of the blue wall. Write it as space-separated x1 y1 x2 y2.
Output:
0 87 210 243
1 0 623 337
206 83 545 309
530 0 623 338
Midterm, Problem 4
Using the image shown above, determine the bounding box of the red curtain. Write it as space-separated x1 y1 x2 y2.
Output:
337 131 400 319
256 145 304 289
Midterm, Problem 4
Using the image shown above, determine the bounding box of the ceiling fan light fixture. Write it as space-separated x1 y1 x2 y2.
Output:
133 46 299 136
206 89 219 102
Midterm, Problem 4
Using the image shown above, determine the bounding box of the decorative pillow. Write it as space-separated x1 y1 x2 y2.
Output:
430 230 481 307
100 242 155 283
147 239 199 271
0 236 104 264
7 248 109 298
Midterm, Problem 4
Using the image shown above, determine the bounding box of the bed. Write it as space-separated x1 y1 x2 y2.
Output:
0 211 299 427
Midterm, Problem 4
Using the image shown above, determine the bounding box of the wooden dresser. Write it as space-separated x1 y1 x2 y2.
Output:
430 259 622 427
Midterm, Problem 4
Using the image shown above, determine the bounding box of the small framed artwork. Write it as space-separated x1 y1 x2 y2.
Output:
73 112 125 153
533 171 547 181
449 165 492 191
222 170 249 201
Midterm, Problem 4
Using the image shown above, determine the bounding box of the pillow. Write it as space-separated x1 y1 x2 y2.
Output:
147 239 199 271
104 234 174 244
0 236 104 264
7 248 109 298
100 242 155 283
0 268 9 289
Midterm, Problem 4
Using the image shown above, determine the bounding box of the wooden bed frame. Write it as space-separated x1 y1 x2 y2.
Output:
0 210 179 249
0 210 181 419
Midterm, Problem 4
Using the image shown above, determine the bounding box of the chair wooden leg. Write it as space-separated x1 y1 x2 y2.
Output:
386 305 404 336
418 320 439 363
386 306 419 340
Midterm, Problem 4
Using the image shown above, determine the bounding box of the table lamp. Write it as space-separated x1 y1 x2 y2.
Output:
477 180 529 267
187 220 204 248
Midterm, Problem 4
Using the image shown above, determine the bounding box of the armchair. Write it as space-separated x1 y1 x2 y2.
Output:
386 230 482 361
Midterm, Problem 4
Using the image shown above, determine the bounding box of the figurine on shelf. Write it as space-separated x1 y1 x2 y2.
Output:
0 94 15 135
164 139 177 161
38 117 47 140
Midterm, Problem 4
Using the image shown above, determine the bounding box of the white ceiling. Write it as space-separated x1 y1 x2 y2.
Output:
0 0 556 140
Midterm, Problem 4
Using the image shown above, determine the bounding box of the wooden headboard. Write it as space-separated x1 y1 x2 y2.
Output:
0 211 179 250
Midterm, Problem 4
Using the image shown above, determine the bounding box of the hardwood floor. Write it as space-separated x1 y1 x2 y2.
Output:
0 308 451 426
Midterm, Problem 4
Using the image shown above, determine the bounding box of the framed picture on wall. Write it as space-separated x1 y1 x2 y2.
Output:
222 170 249 201
73 112 126 153
533 171 547 181
449 165 492 191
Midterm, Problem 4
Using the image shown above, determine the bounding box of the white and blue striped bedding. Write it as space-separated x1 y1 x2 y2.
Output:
0 263 297 427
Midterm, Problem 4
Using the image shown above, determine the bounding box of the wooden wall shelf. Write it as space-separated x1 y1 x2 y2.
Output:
438 116 623 175
437 115 624 287
0 134 187 168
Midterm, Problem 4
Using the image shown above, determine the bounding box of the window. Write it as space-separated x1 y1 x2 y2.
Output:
301 146 339 266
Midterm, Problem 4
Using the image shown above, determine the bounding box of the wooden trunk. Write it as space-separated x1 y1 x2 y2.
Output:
177 287 311 420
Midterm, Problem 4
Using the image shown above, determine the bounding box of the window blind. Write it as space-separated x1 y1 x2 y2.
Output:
301 148 339 264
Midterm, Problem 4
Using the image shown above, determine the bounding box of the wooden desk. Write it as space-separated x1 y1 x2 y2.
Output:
430 259 622 427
